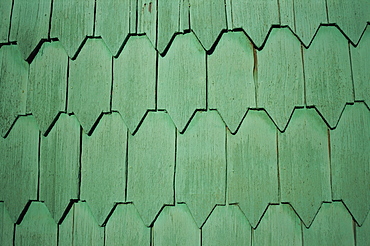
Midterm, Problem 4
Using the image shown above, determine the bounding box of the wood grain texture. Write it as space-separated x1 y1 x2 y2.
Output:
0 116 39 222
153 204 200 246
127 112 175 226
351 26 370 106
51 0 94 57
95 0 130 56
137 0 157 47
253 204 302 245
357 213 370 246
58 202 104 246
303 202 355 246
39 114 80 223
189 0 226 50
9 0 51 59
0 45 28 137
15 202 57 246
81 113 127 225
113 36 156 133
158 0 180 53
0 0 12 43
29 42 68 134
232 0 279 47
176 111 226 227
0 203 13 246
257 28 304 130
227 110 278 228
208 32 255 133
279 109 331 227
304 26 353 128
331 103 370 225
158 33 206 132
202 205 251 246
68 39 112 133
105 204 150 246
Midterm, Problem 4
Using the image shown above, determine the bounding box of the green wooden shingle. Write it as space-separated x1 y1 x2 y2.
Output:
9 0 50 59
81 113 126 225
59 202 104 246
105 203 150 245
29 42 68 134
176 111 226 227
227 110 278 228
279 108 331 227
351 26 370 106
303 202 355 246
158 33 206 132
180 0 190 31
232 0 279 47
304 26 353 128
202 205 251 246
0 0 12 43
113 35 156 133
68 38 111 133
257 28 304 130
0 45 28 137
253 204 302 245
357 213 370 246
51 0 94 57
39 114 80 223
127 112 175 226
15 202 57 246
0 203 13 246
331 103 370 225
189 0 226 50
0 116 38 222
154 204 200 246
208 32 255 133
138 0 157 47
158 0 180 53
95 0 130 56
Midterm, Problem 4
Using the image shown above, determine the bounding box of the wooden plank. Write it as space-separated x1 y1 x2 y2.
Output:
127 112 175 226
351 26 370 106
227 110 278 228
0 0 12 43
232 0 279 47
137 0 157 47
202 205 251 246
15 202 57 246
189 0 226 50
39 114 80 222
0 116 39 222
327 0 369 44
357 213 370 246
176 111 226 227
157 0 180 53
68 39 112 133
51 0 94 57
153 204 200 245
253 204 302 245
0 45 28 137
105 204 150 245
331 103 370 225
257 28 304 130
158 33 206 132
279 109 331 227
303 202 355 245
0 203 13 246
59 202 104 246
81 113 126 225
208 32 255 133
304 26 353 128
9 0 50 59
29 42 68 134
95 0 130 56
112 36 156 133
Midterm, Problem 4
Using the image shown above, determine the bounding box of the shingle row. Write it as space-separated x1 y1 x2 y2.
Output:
1 26 369 137
1 0 369 59
1 103 369 229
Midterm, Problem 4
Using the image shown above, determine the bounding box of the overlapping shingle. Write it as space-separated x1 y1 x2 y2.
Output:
157 0 180 53
357 213 370 246
0 0 12 43
138 0 157 47
0 202 13 246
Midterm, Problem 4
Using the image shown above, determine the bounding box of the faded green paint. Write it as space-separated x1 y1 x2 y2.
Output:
157 0 180 53
357 213 370 246
0 203 13 246
0 0 11 42
137 0 157 47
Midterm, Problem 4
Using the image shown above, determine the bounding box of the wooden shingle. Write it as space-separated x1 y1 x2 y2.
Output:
227 110 278 228
176 111 226 227
137 0 157 47
81 113 126 225
357 213 370 246
158 0 180 53
39 114 80 223
208 32 255 133
0 203 13 246
0 0 12 43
